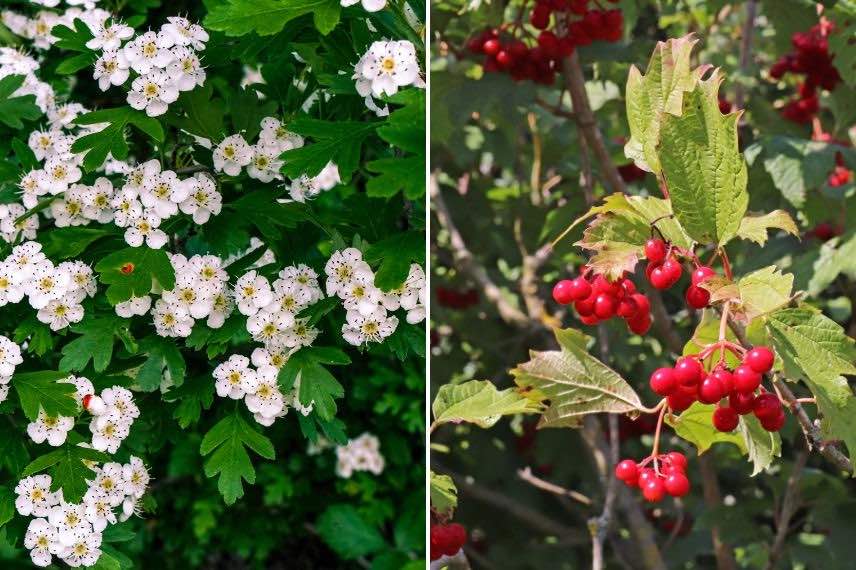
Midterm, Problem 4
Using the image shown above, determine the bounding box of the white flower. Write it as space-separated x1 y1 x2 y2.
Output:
27 410 74 446
24 518 61 567
111 190 144 228
324 248 372 297
234 271 273 316
213 134 253 176
141 168 190 218
166 45 206 91
335 432 385 478
178 173 221 223
123 31 174 75
121 456 149 498
342 306 398 345
213 354 258 399
282 318 319 349
15 475 59 517
340 273 382 316
58 527 102 567
287 175 318 203
50 188 89 228
39 157 81 194
122 159 161 195
27 262 71 310
116 295 152 318
207 290 233 328
127 68 179 117
86 21 133 51
124 211 168 249
247 309 293 346
314 161 341 191
258 117 304 152
90 413 130 453
246 143 283 183
341 0 387 12
251 346 289 370
88 462 126 505
100 386 139 425
245 365 286 422
8 241 47 284
1 202 39 241
36 295 85 331
59 374 95 406
47 502 91 547
19 169 48 208
83 490 117 533
93 49 130 91
0 336 22 378
161 16 209 50
48 103 88 129
163 283 214 320
152 299 194 337
28 129 60 161
356 40 421 97
279 264 323 302
81 177 115 223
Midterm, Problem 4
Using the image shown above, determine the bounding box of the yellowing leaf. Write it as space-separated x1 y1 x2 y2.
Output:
701 266 793 323
736 210 800 245
431 380 542 429
430 471 457 518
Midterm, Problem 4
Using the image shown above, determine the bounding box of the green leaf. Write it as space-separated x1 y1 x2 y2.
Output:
511 328 645 428
22 444 111 503
366 156 425 200
316 504 387 560
0 75 41 129
0 487 14 529
429 471 457 517
667 402 747 454
51 18 98 74
59 315 136 373
432 380 543 429
364 231 424 290
164 374 214 429
766 306 856 465
72 107 165 171
13 316 55 357
95 247 175 305
737 414 781 476
804 232 856 296
38 226 113 260
13 371 78 420
200 412 276 504
278 347 348 420
624 34 703 173
704 266 794 323
136 337 186 391
169 83 225 141
367 90 426 199
229 87 277 141
204 0 342 37
735 210 799 245
281 117 377 182
829 15 856 88
659 71 748 244
754 137 840 208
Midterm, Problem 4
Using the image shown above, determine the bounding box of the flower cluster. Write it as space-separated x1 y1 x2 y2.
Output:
286 161 341 203
0 47 55 112
353 40 423 116
2 3 109 51
335 432 385 478
0 335 24 404
88 16 209 116
211 116 305 185
325 248 426 346
15 456 149 568
0 241 96 331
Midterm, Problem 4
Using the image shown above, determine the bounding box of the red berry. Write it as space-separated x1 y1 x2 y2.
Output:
530 5 550 29
744 346 774 374
667 392 695 413
631 293 650 315
644 239 667 264
685 285 710 309
690 266 716 286
580 313 601 325
674 357 704 385
620 279 636 295
592 275 622 296
712 405 739 432
666 451 687 471
537 31 560 58
642 478 665 502
710 368 734 394
615 459 639 482
575 293 596 316
594 293 618 319
617 297 639 319
698 375 724 404
733 365 762 393
648 264 672 290
760 409 786 432
753 393 782 421
650 368 677 396
627 313 652 335
568 276 592 300
447 523 467 552
483 38 501 55
637 467 656 485
552 280 575 305
661 257 683 285
495 50 514 67
664 473 690 497
729 391 756 415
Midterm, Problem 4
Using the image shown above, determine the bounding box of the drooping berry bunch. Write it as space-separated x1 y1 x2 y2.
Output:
643 237 718 310
709 346 784 433
552 271 652 334
430 523 468 561
769 20 840 124
465 0 622 85
614 451 690 503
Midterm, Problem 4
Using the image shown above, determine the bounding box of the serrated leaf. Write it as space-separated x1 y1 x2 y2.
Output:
22 444 111 503
366 156 425 199
624 35 703 173
164 374 214 429
200 412 275 504
805 232 856 296
364 231 424 290
316 504 386 560
51 18 98 75
659 71 748 244
766 306 856 466
829 16 856 88
431 380 543 429
59 315 136 373
736 210 799 245
37 226 113 260
168 83 225 141
756 137 840 208
278 347 347 420
280 117 377 182
667 402 747 454
95 247 175 305
0 75 41 129
13 371 78 420
511 328 644 428
204 0 342 37
737 414 781 476
703 266 794 323
429 471 457 518
136 336 186 391
72 107 165 171
683 310 741 369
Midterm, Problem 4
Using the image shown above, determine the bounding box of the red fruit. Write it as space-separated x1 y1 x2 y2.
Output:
483 38 501 56
648 265 672 290
733 365 762 393
650 367 677 396
579 313 601 325
615 459 639 482
666 451 687 471
552 280 575 304
530 5 550 29
691 266 716 286
729 391 756 415
664 473 690 497
631 293 650 315
82 394 93 410
661 257 683 284
710 368 734 394
447 523 467 552
575 294 596 317
568 276 592 300
698 376 724 404
509 40 528 59
712 405 739 432
617 297 638 319
642 478 665 502
594 293 618 319
744 346 774 374
685 285 710 309
644 239 667 264
620 279 637 295
760 409 786 432
495 50 513 67
667 392 695 413
593 275 622 296
674 357 704 386
467 36 485 53
537 31 560 58
627 313 652 335
753 393 782 421
637 467 656 485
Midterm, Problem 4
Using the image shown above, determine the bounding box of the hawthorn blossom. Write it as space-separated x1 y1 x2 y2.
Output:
166 45 206 91
234 271 273 316
245 365 286 423
123 31 174 75
152 299 193 337
86 21 134 51
115 295 152 318
213 134 252 176
161 16 209 50
36 295 85 331
27 410 74 446
213 354 258 399
342 306 398 346
324 248 373 297
127 69 179 117
15 475 59 517
247 143 283 182
93 50 130 91
124 211 168 249
354 40 421 97
24 518 61 567
178 173 221 223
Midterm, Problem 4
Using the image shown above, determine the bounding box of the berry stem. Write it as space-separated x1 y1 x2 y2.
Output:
650 404 668 475
718 247 733 281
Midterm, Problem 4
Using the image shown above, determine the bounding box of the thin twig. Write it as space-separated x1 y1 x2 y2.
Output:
528 112 543 205
765 446 809 570
697 454 737 570
734 0 757 109
517 467 593 506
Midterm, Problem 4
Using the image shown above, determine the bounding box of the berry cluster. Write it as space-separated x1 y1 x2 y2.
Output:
552 271 652 334
807 221 843 241
466 0 622 85
709 347 784 433
614 452 690 503
643 238 717 310
769 21 840 124
430 523 468 561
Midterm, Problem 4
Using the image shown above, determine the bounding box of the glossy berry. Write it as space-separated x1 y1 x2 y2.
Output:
760 409 786 432
667 392 695 413
685 285 710 309
593 275 622 296
664 473 690 497
733 365 762 393
637 467 656 485
483 38 501 56
690 266 716 286
569 277 592 300
631 293 650 315
430 523 468 561
627 313 652 335
617 297 639 319
649 368 677 396
710 368 734 394
674 357 703 385
575 295 596 317
615 459 639 482
713 405 739 432
729 391 756 415
552 280 576 305
644 239 667 264
648 264 672 290
594 293 618 319
698 376 724 404
666 452 687 471
661 257 683 284
642 478 665 502
753 393 782 421
744 346 774 373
